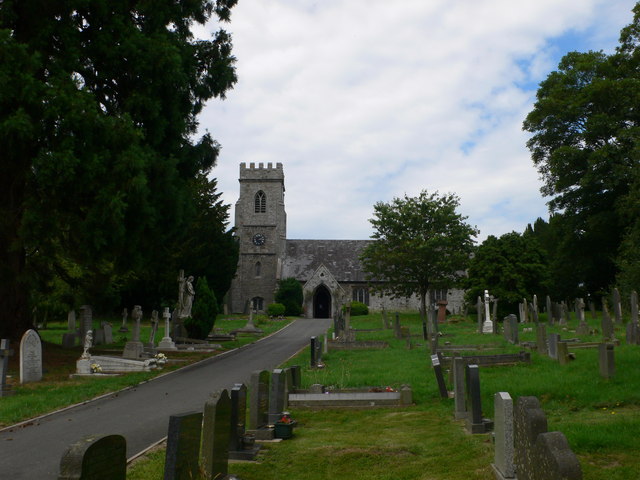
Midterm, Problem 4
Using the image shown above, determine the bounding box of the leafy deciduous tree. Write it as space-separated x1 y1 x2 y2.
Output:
360 191 478 325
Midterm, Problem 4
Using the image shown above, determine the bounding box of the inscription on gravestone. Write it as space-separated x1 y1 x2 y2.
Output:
492 392 515 480
249 370 270 430
20 329 42 384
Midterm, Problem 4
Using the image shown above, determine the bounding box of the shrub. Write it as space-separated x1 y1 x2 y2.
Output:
275 278 303 316
184 277 218 339
267 303 286 316
350 301 369 316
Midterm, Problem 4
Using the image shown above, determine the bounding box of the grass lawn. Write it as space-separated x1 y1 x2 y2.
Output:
0 314 289 427
4 310 640 479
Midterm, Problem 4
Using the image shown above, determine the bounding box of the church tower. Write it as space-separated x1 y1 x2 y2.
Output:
228 162 286 313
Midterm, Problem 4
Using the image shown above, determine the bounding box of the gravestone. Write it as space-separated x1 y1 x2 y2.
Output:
229 383 261 460
119 307 129 333
514 396 582 480
103 323 113 344
598 343 615 379
575 298 589 335
482 290 493 334
545 296 553 325
20 329 42 384
248 370 270 431
148 310 159 347
522 298 529 323
547 333 560 360
0 339 14 397
289 364 301 390
536 324 547 356
431 354 448 398
58 434 126 480
122 305 144 359
164 411 203 480
557 341 570 365
560 301 569 325
158 307 177 350
93 327 105 346
310 337 318 367
601 300 614 341
477 296 484 332
503 314 518 345
464 364 488 434
518 303 525 324
613 288 622 325
631 291 639 324
492 392 515 480
452 357 467 420
382 307 389 329
627 322 640 346
588 300 596 319
532 294 539 324
202 390 231 480
394 312 401 339
268 368 287 424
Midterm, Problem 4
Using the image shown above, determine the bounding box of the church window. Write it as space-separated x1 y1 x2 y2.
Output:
252 296 264 311
430 289 448 303
255 261 261 277
254 191 266 213
352 287 369 305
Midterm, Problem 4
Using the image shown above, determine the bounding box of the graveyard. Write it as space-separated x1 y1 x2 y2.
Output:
112 306 640 480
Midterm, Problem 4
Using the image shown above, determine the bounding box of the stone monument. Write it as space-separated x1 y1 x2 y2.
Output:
158 307 177 350
122 305 144 359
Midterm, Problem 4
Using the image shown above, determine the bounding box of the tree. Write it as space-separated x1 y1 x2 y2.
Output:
523 3 640 295
464 232 549 317
184 276 218 339
274 278 303 316
360 191 478 326
0 1 238 339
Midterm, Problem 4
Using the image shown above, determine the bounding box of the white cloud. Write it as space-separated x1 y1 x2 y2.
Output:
198 0 636 242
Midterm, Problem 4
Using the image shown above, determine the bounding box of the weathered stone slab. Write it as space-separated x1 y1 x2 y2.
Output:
58 434 126 480
20 329 42 384
598 343 615 379
164 411 203 480
492 392 515 479
452 357 467 420
202 390 231 480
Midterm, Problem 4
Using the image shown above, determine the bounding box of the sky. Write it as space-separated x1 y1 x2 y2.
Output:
195 0 636 243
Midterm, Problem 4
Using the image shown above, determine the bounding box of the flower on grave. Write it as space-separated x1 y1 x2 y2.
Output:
278 412 293 424
154 353 167 364
90 363 102 373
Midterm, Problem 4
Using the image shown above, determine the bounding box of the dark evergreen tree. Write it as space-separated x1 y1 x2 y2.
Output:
184 276 218 339
274 278 303 316
0 1 238 338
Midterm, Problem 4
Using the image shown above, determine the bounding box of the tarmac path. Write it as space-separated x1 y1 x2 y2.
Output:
0 317 331 480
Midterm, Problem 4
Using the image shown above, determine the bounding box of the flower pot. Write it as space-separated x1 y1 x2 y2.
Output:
274 422 294 439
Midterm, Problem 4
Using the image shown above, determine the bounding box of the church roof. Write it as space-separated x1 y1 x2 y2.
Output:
282 239 372 283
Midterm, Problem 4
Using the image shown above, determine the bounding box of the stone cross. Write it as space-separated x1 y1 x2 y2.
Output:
482 290 493 334
0 339 14 397
149 310 159 345
576 298 589 335
158 307 177 350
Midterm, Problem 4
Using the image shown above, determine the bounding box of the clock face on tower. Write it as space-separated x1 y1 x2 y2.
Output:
252 233 266 246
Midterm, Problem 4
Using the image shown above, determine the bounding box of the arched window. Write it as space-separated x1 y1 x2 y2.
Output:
255 261 261 277
252 296 264 311
254 191 266 213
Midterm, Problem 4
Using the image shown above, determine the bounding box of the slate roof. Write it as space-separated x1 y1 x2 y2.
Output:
282 239 373 283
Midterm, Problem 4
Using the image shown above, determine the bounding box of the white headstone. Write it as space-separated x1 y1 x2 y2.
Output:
20 329 42 384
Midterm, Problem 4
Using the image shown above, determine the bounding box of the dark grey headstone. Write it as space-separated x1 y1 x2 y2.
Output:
268 368 286 424
229 383 248 452
164 411 203 480
289 365 301 390
431 354 448 399
492 392 515 479
546 296 553 325
0 338 14 397
557 341 570 365
601 301 614 341
248 370 270 430
536 324 547 356
464 364 485 434
58 434 126 480
310 337 317 367
547 333 560 360
202 390 230 480
452 357 466 420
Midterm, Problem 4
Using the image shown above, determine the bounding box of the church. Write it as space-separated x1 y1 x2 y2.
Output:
226 162 464 318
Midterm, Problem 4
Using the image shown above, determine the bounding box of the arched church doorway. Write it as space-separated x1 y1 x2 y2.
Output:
313 284 332 318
